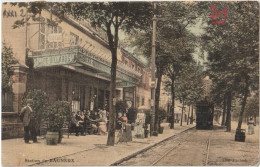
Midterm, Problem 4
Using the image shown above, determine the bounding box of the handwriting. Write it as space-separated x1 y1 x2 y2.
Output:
210 4 227 24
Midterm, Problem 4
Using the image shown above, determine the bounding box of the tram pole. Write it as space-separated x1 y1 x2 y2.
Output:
150 3 157 136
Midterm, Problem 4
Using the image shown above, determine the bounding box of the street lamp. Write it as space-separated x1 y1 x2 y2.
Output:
150 2 157 136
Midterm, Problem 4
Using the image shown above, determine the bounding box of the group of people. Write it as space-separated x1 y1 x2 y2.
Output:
70 108 108 136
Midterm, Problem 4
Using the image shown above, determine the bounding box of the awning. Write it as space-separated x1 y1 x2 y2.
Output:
31 46 141 87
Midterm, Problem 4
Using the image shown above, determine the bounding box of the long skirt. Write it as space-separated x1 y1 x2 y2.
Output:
98 124 107 135
248 124 255 135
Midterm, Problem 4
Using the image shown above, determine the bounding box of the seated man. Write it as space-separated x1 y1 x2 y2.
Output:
84 111 98 134
71 112 85 136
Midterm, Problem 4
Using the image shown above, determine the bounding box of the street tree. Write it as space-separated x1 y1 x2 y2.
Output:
127 2 198 130
197 1 259 132
244 94 259 123
170 60 203 126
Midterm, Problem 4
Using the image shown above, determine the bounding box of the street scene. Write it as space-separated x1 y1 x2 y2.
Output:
1 1 259 166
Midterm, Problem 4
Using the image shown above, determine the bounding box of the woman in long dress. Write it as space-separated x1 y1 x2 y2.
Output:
247 117 255 135
96 109 107 135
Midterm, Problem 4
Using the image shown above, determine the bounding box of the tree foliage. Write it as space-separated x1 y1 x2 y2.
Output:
2 43 18 92
173 61 204 105
197 1 259 130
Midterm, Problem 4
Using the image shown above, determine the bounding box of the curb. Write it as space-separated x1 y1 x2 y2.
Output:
110 125 196 166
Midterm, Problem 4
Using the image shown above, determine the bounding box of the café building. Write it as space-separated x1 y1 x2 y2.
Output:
2 4 151 139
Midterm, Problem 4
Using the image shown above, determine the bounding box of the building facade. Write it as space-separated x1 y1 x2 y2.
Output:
2 4 151 139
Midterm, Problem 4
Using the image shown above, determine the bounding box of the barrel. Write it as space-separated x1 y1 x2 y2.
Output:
45 131 59 145
235 129 246 142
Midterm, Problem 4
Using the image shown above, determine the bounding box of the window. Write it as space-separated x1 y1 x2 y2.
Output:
39 18 62 49
70 32 79 46
136 96 140 107
46 22 62 49
142 71 146 85
142 97 145 106
2 91 13 112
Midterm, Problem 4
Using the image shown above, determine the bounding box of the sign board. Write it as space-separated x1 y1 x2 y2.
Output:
33 54 75 68
116 81 136 88
32 46 140 85
47 33 63 42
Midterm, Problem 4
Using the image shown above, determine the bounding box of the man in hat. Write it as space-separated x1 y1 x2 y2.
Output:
19 99 37 144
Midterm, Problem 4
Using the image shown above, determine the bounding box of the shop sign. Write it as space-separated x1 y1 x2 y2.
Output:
77 54 94 67
47 33 63 42
33 54 75 68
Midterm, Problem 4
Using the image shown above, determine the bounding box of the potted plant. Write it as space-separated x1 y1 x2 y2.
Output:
44 101 70 145
158 108 167 134
144 109 151 138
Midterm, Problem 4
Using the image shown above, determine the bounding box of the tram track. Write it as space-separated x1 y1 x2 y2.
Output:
116 127 194 166
117 127 214 166
150 134 190 166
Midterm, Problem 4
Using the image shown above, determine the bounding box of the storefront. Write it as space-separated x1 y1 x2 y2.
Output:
28 45 141 110
2 4 149 139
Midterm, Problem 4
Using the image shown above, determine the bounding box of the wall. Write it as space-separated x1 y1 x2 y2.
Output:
2 4 27 66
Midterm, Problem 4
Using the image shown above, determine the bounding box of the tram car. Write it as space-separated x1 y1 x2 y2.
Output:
196 100 214 130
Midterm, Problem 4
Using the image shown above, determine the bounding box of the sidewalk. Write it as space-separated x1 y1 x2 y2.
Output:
2 122 195 166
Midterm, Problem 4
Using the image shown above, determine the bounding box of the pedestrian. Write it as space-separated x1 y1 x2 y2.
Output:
19 99 37 144
96 109 107 135
247 117 255 135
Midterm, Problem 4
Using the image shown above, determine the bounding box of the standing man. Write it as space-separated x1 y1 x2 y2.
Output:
19 99 37 144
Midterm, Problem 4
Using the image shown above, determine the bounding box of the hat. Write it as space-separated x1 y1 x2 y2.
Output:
26 99 33 104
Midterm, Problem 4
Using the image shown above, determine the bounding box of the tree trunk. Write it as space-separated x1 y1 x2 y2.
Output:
187 105 190 125
106 22 119 146
190 104 193 124
180 98 184 126
236 76 250 130
226 91 232 132
170 76 175 129
154 68 162 132
221 93 227 126
107 48 117 146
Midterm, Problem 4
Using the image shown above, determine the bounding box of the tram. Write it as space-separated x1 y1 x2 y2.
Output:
196 100 214 130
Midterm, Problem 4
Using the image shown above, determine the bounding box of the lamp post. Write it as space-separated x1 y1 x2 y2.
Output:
150 2 157 136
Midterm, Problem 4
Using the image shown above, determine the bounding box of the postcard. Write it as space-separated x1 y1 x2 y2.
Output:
1 1 259 166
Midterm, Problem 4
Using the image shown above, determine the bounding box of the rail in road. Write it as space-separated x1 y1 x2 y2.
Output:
115 127 214 166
